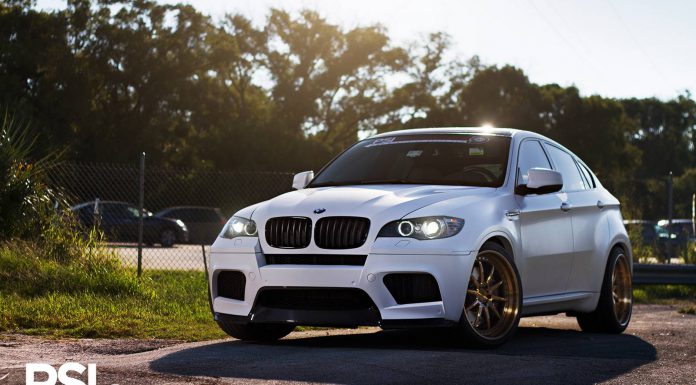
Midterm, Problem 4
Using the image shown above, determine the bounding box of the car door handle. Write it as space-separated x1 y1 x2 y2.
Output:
560 202 572 212
505 209 520 221
597 200 605 209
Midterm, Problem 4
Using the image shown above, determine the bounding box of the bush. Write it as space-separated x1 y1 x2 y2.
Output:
0 112 101 261
0 111 224 340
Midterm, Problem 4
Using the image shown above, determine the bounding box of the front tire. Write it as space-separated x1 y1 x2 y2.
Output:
456 241 522 347
576 247 632 333
217 319 295 342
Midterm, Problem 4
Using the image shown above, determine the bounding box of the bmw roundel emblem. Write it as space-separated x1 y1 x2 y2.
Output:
313 208 326 214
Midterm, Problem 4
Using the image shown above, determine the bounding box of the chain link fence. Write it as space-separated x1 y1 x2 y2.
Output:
48 157 293 272
610 177 696 265
48 158 696 270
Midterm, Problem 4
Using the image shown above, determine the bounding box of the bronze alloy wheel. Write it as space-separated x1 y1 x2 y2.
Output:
612 252 632 326
464 249 521 340
576 247 632 334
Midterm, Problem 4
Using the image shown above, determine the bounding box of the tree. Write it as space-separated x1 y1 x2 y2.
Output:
263 9 407 150
622 95 695 178
0 0 694 188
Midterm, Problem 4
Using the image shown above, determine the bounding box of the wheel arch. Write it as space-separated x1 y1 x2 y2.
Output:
484 235 514 258
477 231 517 262
609 239 633 270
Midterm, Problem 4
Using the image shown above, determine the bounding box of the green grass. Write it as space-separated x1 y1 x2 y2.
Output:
678 306 696 315
0 243 225 341
2 240 696 342
633 284 696 304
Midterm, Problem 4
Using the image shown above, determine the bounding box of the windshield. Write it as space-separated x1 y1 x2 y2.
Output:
309 134 511 188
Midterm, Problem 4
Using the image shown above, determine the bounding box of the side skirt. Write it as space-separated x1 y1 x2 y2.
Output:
521 291 597 316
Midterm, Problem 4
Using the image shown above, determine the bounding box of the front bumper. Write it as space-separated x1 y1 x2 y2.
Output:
209 242 475 326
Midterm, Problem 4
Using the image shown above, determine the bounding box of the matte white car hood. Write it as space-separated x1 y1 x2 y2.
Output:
251 184 488 222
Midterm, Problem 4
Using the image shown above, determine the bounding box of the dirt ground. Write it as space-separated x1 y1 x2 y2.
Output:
1 304 695 385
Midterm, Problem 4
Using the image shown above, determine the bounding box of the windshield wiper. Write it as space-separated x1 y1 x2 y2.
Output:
307 181 354 188
352 179 413 185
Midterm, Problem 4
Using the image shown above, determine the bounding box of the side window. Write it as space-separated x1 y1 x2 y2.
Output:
167 209 187 221
545 145 586 191
201 210 221 222
100 204 116 218
516 140 552 185
125 206 140 218
185 209 205 222
577 161 596 189
102 204 129 220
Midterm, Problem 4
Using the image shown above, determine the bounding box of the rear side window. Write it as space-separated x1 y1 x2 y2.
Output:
544 145 586 191
192 209 221 222
577 161 596 189
516 140 551 185
168 208 221 222
166 209 188 221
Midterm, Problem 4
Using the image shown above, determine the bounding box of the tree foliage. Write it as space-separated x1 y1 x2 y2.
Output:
1 0 696 218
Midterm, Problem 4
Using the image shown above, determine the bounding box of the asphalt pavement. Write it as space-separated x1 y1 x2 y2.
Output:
1 304 694 384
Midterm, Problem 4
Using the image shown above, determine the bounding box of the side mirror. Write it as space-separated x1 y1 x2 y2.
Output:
515 168 563 195
292 171 314 190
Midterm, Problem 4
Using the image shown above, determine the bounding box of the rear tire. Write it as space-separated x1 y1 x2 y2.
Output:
455 241 522 348
576 247 632 333
216 319 295 341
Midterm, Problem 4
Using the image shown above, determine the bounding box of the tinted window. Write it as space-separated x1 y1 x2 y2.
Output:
310 134 511 188
165 208 221 222
200 209 223 222
545 145 586 191
165 209 189 221
516 140 551 185
577 162 596 189
104 204 139 218
669 223 694 238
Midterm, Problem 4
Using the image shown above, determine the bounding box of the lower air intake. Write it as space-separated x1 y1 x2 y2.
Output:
217 271 246 301
264 254 367 266
383 273 442 304
255 288 375 311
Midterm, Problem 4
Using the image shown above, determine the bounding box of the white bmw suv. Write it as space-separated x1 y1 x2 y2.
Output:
208 127 632 347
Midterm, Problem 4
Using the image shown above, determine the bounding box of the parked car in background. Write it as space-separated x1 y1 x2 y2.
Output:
623 220 671 262
657 219 695 260
657 219 695 240
209 127 633 347
623 220 660 244
155 206 226 244
72 200 189 247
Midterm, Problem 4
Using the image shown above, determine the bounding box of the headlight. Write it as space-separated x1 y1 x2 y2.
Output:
378 216 464 240
220 216 258 239
175 219 187 230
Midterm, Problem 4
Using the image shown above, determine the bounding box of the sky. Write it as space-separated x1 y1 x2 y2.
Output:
37 0 696 100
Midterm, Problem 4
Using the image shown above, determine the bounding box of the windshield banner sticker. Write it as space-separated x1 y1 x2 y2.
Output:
367 136 491 147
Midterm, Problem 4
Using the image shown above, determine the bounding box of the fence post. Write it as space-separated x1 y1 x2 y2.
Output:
667 171 673 264
691 193 696 234
93 197 101 229
202 245 214 316
137 152 145 277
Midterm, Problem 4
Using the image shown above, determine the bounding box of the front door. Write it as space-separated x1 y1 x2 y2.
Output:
515 139 575 298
